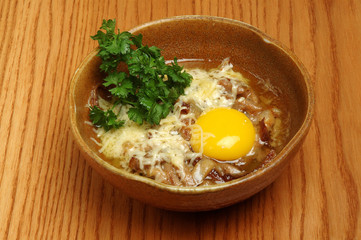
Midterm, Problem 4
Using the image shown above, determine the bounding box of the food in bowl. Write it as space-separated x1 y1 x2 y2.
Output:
86 20 290 187
70 16 313 210
91 59 290 186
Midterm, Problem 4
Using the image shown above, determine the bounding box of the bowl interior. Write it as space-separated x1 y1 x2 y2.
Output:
70 16 313 197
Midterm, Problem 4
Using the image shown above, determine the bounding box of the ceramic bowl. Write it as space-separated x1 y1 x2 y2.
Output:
69 16 314 211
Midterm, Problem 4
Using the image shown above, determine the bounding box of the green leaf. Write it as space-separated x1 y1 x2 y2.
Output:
89 106 124 131
103 72 126 87
161 102 172 118
131 34 143 48
105 39 122 55
109 78 133 98
139 96 154 110
147 103 163 125
101 19 116 32
128 107 144 125
89 19 193 130
147 46 161 58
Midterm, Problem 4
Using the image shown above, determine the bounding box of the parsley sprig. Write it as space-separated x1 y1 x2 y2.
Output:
89 106 124 131
89 19 192 130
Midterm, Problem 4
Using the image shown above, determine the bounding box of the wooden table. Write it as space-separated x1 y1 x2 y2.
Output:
1 0 360 239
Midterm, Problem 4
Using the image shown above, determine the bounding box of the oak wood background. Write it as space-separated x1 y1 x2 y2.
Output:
1 0 360 239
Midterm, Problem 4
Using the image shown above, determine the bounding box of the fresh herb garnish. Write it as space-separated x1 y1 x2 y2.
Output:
89 19 192 130
89 106 124 131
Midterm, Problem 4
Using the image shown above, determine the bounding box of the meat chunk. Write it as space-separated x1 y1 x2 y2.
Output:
192 158 216 185
208 169 224 183
214 163 245 179
180 102 190 115
233 98 262 114
128 157 141 172
149 168 168 184
162 163 182 186
218 78 233 93
179 126 191 141
259 118 270 144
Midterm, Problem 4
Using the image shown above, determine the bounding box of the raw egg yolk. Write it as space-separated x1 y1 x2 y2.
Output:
191 108 255 161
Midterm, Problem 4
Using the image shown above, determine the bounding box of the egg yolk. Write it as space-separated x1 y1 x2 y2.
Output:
190 108 255 161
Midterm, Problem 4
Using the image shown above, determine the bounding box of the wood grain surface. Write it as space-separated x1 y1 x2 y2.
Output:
1 0 361 239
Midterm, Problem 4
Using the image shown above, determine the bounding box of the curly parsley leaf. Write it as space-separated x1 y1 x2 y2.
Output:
89 106 124 131
127 107 145 125
89 19 193 129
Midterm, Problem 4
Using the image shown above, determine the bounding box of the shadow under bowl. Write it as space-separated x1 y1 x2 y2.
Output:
69 16 314 211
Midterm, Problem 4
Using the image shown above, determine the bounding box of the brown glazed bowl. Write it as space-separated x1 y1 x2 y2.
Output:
69 16 314 211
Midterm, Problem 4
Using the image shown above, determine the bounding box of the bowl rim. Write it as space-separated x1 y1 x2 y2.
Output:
69 15 314 194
